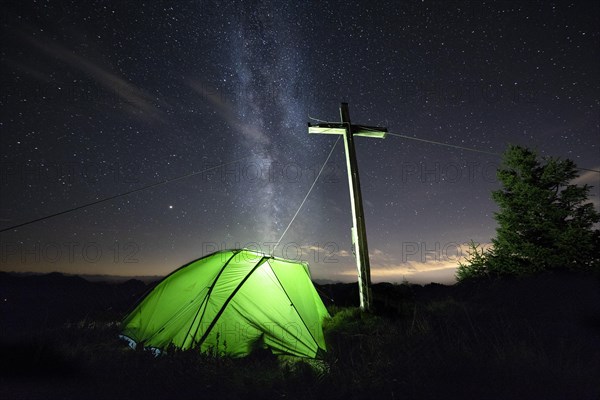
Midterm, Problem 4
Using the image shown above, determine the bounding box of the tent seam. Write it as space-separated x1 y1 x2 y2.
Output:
267 259 323 355
195 253 269 350
183 249 241 348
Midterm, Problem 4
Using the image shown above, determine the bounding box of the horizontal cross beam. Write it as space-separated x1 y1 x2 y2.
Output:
308 123 388 138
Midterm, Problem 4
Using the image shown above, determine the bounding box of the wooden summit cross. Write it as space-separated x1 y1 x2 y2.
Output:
308 103 387 312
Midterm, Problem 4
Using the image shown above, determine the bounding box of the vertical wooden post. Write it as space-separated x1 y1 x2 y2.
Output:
339 103 372 312
308 103 387 312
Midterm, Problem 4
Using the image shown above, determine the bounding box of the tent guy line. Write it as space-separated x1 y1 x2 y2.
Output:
365 125 600 173
385 131 500 156
273 136 341 253
0 155 254 234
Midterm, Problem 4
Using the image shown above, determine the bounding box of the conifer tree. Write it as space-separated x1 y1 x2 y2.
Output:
457 145 599 280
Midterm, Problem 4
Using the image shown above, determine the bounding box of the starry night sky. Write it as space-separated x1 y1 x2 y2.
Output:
1 0 598 284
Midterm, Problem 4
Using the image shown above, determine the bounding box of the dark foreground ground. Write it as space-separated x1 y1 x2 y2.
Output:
1 271 599 400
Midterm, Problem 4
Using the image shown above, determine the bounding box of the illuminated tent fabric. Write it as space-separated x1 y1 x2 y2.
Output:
120 249 329 358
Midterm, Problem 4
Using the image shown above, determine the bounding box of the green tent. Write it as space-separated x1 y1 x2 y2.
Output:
120 249 329 358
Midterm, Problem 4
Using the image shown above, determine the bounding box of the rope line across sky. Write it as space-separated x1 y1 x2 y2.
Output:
2 126 597 236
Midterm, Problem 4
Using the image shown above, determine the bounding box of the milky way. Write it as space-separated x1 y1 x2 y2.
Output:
223 2 312 241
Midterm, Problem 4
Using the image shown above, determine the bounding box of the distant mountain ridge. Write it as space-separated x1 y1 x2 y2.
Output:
0 270 163 284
